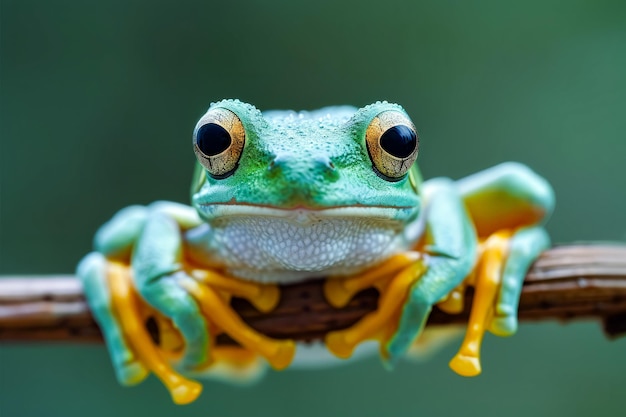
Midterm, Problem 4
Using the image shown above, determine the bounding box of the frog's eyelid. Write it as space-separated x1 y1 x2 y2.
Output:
207 99 267 131
344 101 407 125
364 110 419 181
193 108 246 179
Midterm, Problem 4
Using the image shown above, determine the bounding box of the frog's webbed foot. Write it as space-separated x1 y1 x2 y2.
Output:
448 226 550 376
180 267 296 371
144 312 269 384
78 253 204 403
323 252 425 359
78 254 295 404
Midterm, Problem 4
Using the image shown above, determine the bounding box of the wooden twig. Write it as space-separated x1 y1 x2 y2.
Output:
1 245 626 344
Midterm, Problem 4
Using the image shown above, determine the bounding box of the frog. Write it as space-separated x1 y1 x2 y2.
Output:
77 99 554 404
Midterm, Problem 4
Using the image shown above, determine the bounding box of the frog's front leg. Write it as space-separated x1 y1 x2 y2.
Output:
80 209 295 403
385 178 477 362
324 178 477 363
79 213 208 404
137 212 296 380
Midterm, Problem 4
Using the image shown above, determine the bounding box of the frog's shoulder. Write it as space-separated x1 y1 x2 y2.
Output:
94 201 201 257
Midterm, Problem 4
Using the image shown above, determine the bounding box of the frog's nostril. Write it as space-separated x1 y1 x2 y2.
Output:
314 155 335 171
268 155 286 172
315 156 339 182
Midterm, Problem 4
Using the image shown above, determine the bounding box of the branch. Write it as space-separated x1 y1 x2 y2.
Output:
1 245 626 345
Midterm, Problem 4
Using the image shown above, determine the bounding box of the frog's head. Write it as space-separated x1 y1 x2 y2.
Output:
190 99 423 276
191 99 421 218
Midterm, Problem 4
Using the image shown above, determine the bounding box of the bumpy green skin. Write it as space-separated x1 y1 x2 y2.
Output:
77 100 554 383
192 100 420 214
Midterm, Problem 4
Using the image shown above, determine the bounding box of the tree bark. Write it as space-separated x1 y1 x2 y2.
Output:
1 244 626 344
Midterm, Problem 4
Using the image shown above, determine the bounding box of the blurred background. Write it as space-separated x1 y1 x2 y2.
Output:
1 0 625 416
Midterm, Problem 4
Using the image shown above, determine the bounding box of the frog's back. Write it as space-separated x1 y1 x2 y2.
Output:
262 105 358 123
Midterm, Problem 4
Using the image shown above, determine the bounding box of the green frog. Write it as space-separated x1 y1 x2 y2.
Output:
77 99 554 404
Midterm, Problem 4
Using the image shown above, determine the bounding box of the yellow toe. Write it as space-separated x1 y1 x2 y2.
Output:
323 253 421 309
170 380 203 405
108 263 202 404
437 286 465 314
449 353 482 377
325 331 355 359
265 340 297 370
252 284 280 313
324 279 353 308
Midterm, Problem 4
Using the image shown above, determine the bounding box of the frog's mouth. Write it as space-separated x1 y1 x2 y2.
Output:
194 202 423 281
197 203 419 225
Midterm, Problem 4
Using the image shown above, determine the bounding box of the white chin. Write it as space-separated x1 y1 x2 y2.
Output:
212 215 407 283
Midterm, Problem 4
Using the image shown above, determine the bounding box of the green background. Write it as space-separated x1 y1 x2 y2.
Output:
1 1 625 416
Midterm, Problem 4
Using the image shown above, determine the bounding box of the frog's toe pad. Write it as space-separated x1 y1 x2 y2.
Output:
254 285 281 313
323 280 353 308
266 340 297 370
171 381 203 405
449 353 482 377
324 331 354 359
489 315 517 337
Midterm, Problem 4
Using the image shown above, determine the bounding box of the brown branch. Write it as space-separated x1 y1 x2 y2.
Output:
1 244 626 344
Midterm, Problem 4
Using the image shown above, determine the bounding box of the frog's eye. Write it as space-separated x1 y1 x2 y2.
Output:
193 108 246 179
365 110 419 181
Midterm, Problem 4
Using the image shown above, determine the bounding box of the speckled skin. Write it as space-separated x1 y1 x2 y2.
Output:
77 99 554 390
186 101 423 281
191 102 420 210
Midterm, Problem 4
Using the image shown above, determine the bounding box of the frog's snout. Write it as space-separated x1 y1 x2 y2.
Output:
268 153 339 185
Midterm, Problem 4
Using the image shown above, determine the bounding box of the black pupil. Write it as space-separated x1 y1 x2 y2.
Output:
196 123 232 156
380 125 416 158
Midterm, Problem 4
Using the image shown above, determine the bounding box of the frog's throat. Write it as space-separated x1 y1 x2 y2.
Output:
196 204 420 225
187 204 424 283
